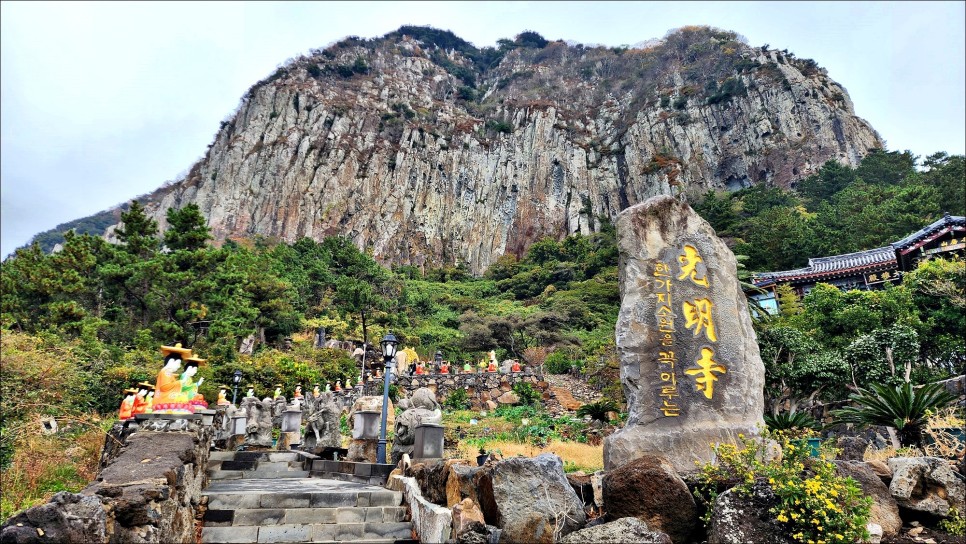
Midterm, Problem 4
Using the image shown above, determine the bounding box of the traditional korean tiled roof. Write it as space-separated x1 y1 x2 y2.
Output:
751 215 965 287
753 246 895 285
891 213 965 254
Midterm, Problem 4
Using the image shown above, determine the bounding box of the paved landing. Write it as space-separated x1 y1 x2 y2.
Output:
205 478 387 494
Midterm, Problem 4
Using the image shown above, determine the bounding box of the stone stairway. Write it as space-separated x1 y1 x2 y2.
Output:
202 451 415 543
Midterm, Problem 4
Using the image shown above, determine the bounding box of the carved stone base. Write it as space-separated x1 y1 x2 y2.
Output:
603 423 761 473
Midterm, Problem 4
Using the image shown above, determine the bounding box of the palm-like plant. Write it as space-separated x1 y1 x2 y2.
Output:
832 382 957 447
764 409 819 433
577 399 620 422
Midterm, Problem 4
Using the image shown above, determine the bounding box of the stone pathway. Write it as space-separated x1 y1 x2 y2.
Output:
202 451 415 543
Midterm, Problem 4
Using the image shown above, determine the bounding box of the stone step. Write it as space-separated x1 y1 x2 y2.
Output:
203 506 408 527
208 469 311 480
210 451 238 461
204 479 403 510
200 522 414 543
309 471 389 487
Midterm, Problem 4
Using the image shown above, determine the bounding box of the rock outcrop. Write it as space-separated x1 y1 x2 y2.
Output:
73 26 880 274
601 455 698 544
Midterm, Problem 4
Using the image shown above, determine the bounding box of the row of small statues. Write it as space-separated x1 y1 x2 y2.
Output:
117 343 208 420
411 359 522 375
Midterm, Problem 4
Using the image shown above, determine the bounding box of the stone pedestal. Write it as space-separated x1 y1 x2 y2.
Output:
277 431 300 451
603 196 765 474
347 438 378 463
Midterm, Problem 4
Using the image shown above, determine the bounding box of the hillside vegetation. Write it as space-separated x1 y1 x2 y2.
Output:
2 149 963 518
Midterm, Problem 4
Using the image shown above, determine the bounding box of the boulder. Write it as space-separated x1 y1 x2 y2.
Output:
707 482 793 544
602 455 697 544
560 517 672 544
604 196 765 474
832 460 901 537
477 454 585 543
446 463 484 507
452 498 487 538
835 436 870 461
1 493 107 544
866 459 892 482
496 391 520 405
887 456 966 517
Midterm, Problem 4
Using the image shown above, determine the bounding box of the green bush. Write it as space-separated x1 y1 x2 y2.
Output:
695 431 872 543
576 399 619 422
764 410 819 434
512 382 541 406
545 350 582 374
443 388 470 410
832 381 957 447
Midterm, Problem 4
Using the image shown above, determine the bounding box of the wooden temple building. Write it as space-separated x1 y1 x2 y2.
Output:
750 214 965 313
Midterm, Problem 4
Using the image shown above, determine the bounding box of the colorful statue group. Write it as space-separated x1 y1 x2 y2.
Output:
158 344 209 414
118 382 156 420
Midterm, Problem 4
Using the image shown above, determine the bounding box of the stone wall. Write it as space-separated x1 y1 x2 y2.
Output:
398 370 549 410
1 421 213 543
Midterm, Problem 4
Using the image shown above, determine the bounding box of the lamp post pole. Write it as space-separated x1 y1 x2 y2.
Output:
377 332 399 465
232 370 243 405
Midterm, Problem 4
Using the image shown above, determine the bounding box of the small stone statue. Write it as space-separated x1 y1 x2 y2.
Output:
242 396 274 448
391 387 443 465
304 391 342 452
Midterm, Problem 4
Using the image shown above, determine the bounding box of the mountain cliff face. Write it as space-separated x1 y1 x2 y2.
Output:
119 26 883 273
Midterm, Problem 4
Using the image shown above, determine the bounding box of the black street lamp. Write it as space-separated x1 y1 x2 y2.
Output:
377 332 399 464
232 370 243 405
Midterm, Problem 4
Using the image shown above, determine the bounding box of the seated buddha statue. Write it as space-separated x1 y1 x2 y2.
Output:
132 382 153 415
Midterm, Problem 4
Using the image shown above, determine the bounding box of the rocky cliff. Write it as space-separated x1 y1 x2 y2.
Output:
115 26 882 274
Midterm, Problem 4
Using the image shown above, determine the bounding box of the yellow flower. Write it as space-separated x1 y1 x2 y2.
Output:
777 513 789 522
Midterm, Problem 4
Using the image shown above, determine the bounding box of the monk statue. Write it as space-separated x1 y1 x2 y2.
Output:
293 385 303 399
145 391 154 413
181 356 207 411
216 387 231 406
274 385 283 399
118 388 137 420
132 383 152 416
440 361 450 374
154 343 192 413
511 360 522 372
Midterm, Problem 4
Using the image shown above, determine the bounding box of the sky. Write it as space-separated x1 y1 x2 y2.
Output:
2 1 964 257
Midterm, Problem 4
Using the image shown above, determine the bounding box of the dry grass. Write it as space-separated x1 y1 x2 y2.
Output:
0 424 104 521
450 439 604 473
863 445 924 463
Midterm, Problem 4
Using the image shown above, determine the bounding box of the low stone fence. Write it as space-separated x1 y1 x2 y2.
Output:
397 370 549 409
1 420 213 543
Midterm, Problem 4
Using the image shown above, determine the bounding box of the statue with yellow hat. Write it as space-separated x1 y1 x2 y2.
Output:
133 382 154 416
118 387 138 420
154 343 192 413
181 355 207 411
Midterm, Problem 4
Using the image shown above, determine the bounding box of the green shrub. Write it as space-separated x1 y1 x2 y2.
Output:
695 431 872 543
545 350 582 374
512 382 540 406
576 400 619 422
764 410 819 435
831 381 957 447
443 388 470 410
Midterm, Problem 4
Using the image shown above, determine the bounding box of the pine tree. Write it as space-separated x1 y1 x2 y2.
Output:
114 201 159 258
164 204 211 251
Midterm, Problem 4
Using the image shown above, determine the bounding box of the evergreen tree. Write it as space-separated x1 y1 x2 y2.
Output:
164 204 211 251
114 201 159 258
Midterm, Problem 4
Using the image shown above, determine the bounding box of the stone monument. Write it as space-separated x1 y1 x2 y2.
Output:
603 195 765 474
